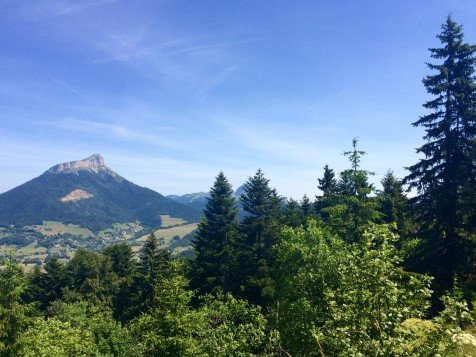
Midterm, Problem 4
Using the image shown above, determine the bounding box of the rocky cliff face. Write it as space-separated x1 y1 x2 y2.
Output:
46 154 116 175
61 189 94 202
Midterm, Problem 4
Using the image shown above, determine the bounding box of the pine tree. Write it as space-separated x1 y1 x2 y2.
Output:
191 171 238 296
237 169 282 307
404 16 476 292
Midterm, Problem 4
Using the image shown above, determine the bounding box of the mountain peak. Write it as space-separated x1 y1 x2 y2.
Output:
47 154 111 175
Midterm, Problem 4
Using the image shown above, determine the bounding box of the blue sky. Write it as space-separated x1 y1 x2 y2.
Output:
1 0 475 199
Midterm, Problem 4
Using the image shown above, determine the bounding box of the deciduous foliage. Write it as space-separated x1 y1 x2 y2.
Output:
18 301 138 356
131 260 275 356
273 221 468 356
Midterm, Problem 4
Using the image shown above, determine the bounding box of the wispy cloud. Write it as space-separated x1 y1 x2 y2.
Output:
47 75 80 94
196 63 242 97
19 0 117 20
40 118 187 151
91 31 259 96
159 38 262 57
215 117 340 167
94 36 260 63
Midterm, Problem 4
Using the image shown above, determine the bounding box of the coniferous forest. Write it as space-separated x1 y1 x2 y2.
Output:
1 16 476 356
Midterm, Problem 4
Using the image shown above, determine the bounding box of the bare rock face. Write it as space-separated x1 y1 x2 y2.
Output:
61 189 94 202
47 154 114 175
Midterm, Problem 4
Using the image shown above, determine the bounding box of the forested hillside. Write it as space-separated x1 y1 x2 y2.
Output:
1 16 475 356
0 154 201 231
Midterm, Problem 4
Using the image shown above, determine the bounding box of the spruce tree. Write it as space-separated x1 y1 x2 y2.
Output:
191 171 238 296
0 254 31 356
315 164 338 219
377 170 410 236
318 164 339 195
404 16 476 292
139 233 170 280
103 242 136 281
135 233 170 311
300 194 313 219
238 169 281 307
284 198 303 227
326 138 380 241
39 256 66 309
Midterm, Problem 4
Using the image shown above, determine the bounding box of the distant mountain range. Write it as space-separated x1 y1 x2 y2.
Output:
0 154 201 232
167 184 247 217
167 192 209 212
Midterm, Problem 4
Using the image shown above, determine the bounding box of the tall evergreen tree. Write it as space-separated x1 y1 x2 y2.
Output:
0 254 31 356
404 16 476 292
191 171 238 296
315 164 338 219
326 138 380 241
134 234 171 312
103 242 136 279
139 233 170 280
318 164 339 195
103 243 137 322
300 194 313 219
237 169 282 307
377 170 410 236
34 256 66 309
284 198 303 228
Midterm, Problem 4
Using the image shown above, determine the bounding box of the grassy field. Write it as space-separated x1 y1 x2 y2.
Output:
2 241 50 269
160 215 187 227
26 221 94 238
1 220 197 264
16 241 47 255
98 222 143 239
138 223 197 247
1 241 46 256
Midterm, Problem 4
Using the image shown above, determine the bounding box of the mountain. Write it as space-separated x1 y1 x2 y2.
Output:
167 192 209 212
168 184 247 216
0 154 200 232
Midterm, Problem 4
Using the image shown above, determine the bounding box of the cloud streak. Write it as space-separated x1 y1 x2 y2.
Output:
19 0 117 20
40 118 187 151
